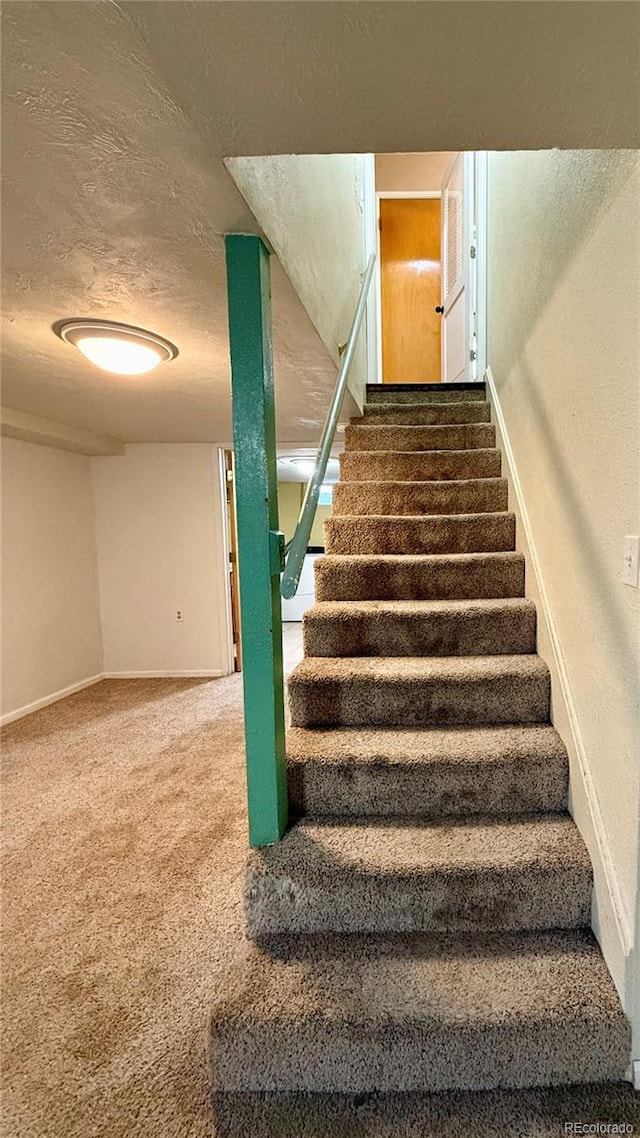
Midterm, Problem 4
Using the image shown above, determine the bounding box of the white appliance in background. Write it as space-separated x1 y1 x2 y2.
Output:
281 552 321 622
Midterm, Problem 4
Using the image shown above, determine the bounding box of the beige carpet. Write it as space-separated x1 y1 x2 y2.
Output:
2 625 638 1136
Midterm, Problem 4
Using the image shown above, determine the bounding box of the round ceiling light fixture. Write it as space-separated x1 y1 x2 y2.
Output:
54 319 178 376
289 458 315 477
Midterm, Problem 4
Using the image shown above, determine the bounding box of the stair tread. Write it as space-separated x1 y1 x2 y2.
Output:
245 814 591 934
325 513 516 555
351 423 492 430
344 425 496 454
209 928 629 1092
367 382 486 390
361 402 490 421
315 552 526 603
359 405 487 414
318 551 523 563
343 448 499 457
340 449 502 482
305 598 535 617
336 477 506 488
347 425 494 437
210 928 623 1027
287 723 566 765
328 511 514 522
248 813 589 876
360 404 491 425
291 654 549 683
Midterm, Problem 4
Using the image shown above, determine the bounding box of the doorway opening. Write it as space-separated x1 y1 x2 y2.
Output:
367 151 487 386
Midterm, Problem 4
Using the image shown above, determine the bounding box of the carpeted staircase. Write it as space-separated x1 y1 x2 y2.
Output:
210 382 630 1096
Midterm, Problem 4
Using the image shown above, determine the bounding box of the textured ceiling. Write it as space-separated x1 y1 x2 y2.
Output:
1 2 338 443
2 1 638 443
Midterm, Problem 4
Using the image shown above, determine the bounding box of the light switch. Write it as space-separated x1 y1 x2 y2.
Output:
622 536 639 587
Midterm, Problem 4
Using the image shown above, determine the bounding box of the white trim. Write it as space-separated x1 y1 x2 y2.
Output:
104 670 223 679
0 666 229 724
1 673 104 725
485 366 633 1000
362 154 379 385
474 152 489 379
216 447 236 676
374 193 384 385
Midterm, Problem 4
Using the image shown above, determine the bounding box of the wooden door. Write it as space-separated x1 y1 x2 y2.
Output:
380 197 441 384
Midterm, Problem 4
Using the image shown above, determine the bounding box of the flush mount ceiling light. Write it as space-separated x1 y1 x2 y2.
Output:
289 458 315 477
278 455 340 485
54 319 178 376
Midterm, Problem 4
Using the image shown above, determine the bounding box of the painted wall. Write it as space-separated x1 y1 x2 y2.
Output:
486 150 640 1021
1 438 103 720
91 445 229 676
278 481 330 548
226 154 366 403
375 152 455 193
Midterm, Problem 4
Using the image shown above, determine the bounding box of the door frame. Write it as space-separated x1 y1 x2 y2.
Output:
375 191 442 385
474 151 489 380
217 446 237 676
362 154 379 390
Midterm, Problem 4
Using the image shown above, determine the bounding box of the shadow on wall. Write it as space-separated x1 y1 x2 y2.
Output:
488 150 640 684
490 151 637 380
514 355 638 685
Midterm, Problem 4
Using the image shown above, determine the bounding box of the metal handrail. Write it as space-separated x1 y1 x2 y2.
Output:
280 253 376 599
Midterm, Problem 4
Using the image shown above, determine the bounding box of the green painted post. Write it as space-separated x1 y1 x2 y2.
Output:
225 234 288 847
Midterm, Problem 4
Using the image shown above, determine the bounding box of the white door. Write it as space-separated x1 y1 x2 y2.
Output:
441 152 478 382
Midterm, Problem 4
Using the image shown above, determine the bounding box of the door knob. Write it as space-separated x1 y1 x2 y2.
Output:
435 305 444 314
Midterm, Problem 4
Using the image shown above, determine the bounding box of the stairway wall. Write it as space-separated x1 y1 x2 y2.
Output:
486 150 640 1049
225 154 367 406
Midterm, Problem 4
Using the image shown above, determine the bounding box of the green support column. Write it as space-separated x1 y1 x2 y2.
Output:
225 234 288 847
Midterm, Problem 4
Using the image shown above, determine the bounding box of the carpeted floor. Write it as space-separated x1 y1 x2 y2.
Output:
1 623 638 1136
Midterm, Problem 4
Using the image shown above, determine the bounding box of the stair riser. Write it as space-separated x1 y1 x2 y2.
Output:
288 755 568 818
210 1018 628 1094
362 404 491 426
366 387 487 404
315 556 525 601
333 479 508 516
340 450 502 482
345 424 496 452
325 515 515 556
303 607 536 657
289 674 550 728
246 867 591 937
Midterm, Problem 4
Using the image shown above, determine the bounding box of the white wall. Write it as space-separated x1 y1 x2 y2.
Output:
486 150 640 1031
1 438 103 721
375 152 455 193
226 154 367 403
91 445 230 677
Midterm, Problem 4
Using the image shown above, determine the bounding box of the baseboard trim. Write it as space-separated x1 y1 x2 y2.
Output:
1 673 105 725
485 366 633 996
1 669 228 724
103 670 224 679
